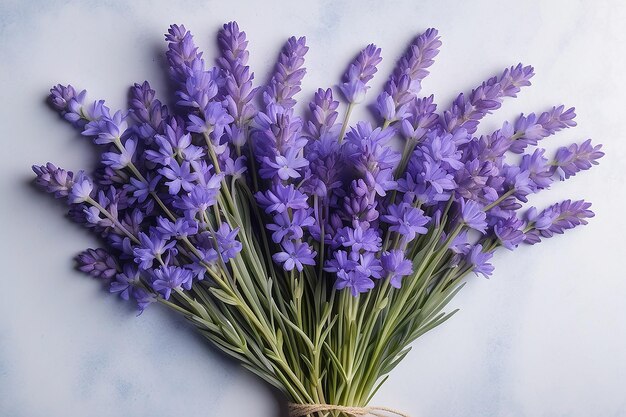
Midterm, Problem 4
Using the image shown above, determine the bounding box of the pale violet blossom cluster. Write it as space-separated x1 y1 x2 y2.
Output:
34 22 603 311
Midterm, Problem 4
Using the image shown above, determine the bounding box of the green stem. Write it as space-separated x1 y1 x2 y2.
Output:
338 103 354 144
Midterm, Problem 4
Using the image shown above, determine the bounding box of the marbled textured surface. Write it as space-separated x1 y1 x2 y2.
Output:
1 1 625 416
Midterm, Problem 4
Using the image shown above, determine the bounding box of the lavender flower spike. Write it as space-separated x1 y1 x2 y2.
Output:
32 163 74 198
49 84 87 127
552 139 604 180
218 21 258 135
389 28 441 98
305 88 339 140
217 21 250 74
263 36 308 109
339 44 382 104
524 200 594 244
441 63 535 134
375 28 441 122
508 105 577 154
76 248 120 279
165 24 205 85
128 81 168 141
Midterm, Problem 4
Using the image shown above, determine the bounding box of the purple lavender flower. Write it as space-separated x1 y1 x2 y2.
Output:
217 21 250 74
339 44 382 103
519 148 553 191
159 160 197 195
147 121 199 164
334 269 375 296
32 163 74 198
325 251 373 296
146 136 176 166
128 81 156 120
177 70 220 110
508 106 577 154
324 250 357 274
400 159 456 205
344 122 396 163
356 252 384 280
102 138 137 170
399 95 438 142
552 139 604 180
35 23 603 308
218 22 258 135
255 184 309 214
165 25 206 86
134 232 177 270
338 225 382 252
110 265 140 300
260 148 309 180
441 64 535 134
49 88 107 129
156 217 198 239
49 84 82 112
76 248 119 279
187 102 234 138
83 110 127 145
252 105 306 162
342 179 380 227
422 130 465 170
133 287 157 314
305 88 339 140
215 223 242 261
303 135 343 198
127 174 161 204
223 156 247 178
448 230 470 255
502 165 532 203
189 233 220 278
494 215 525 250
68 171 94 204
381 250 413 288
175 180 221 217
381 203 430 242
390 29 441 95
459 198 487 233
49 84 87 122
128 81 168 141
524 200 594 244
267 213 298 243
467 244 494 278
343 122 399 193
272 240 316 272
263 36 308 109
376 28 441 122
267 209 315 244
375 93 397 122
151 265 193 299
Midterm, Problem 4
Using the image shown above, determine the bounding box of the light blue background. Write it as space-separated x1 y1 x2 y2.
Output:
1 0 625 416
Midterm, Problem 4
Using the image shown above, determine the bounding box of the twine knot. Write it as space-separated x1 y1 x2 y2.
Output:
287 403 410 417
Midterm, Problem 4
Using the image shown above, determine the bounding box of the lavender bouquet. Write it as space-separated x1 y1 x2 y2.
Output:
33 22 603 416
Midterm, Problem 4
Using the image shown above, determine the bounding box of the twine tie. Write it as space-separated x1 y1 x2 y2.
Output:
288 403 410 417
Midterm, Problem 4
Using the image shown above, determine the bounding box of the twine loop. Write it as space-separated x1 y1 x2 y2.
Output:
288 403 410 417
